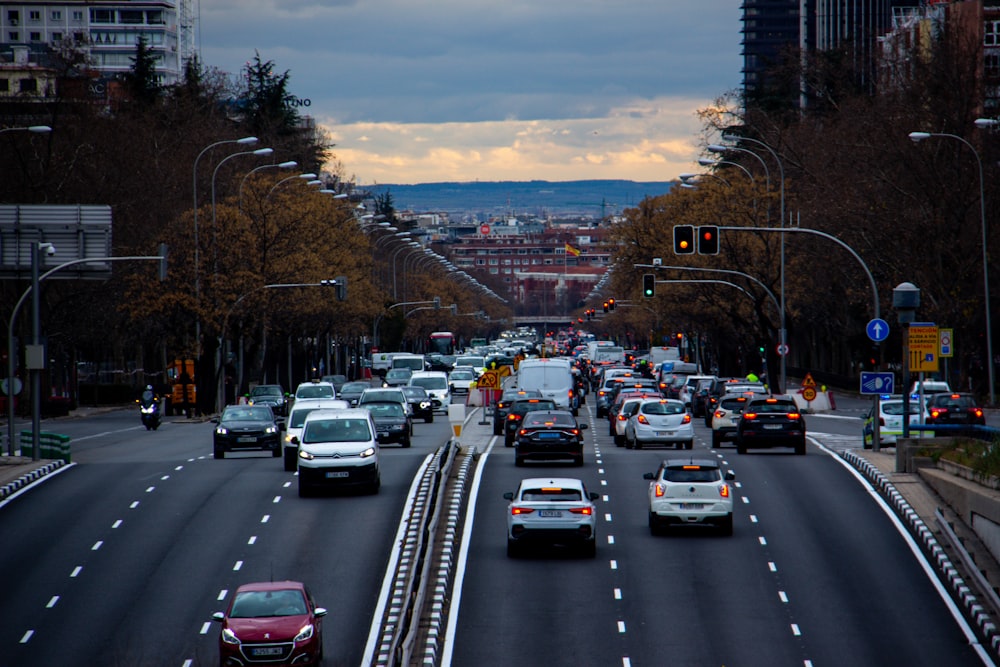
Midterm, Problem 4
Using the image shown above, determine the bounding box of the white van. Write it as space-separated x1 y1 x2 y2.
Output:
515 358 576 415
409 371 451 413
391 354 427 373
294 408 380 496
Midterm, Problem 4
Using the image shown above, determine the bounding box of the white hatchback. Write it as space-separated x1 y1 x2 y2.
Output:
625 398 694 450
503 477 599 558
409 371 451 413
644 459 735 535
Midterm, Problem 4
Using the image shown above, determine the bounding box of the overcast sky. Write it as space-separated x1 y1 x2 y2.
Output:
199 1 743 185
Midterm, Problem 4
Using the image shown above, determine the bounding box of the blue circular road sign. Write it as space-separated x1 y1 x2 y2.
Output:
866 318 890 342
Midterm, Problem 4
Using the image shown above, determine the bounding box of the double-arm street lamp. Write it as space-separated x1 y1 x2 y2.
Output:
909 127 994 405
238 161 298 212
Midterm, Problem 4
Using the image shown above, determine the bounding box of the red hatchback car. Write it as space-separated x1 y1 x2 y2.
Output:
213 580 326 666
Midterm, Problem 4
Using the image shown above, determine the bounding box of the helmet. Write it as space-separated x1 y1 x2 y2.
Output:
146 385 153 391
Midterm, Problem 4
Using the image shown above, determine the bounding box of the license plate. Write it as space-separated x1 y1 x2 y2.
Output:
326 471 350 478
539 510 562 517
763 424 783 430
656 431 675 437
538 432 560 439
679 503 705 510
237 436 257 443
251 647 284 656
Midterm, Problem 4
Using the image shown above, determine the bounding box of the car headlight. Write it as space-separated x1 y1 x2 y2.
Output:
298 449 314 460
419 401 430 409
215 427 229 435
360 447 376 458
221 627 240 645
294 623 315 642
265 425 277 434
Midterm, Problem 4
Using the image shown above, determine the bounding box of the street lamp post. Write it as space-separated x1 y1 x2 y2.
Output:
392 242 421 300
238 161 298 212
910 128 994 406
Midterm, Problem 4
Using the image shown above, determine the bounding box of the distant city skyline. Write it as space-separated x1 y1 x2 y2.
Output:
199 1 743 185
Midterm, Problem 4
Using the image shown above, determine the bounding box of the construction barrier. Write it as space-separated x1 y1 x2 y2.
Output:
19 431 72 463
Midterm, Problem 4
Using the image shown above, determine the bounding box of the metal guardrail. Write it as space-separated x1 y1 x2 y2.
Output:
372 439 458 666
908 424 1000 441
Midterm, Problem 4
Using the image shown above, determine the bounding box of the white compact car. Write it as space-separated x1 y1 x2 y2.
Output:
625 398 694 450
503 477 599 558
294 408 380 496
409 371 451 413
644 459 735 535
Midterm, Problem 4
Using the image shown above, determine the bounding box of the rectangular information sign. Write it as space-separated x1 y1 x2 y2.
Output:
908 324 939 373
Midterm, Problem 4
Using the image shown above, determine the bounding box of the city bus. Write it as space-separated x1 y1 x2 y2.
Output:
428 331 456 355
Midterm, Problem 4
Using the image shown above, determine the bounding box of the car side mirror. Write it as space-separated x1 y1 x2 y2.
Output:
503 492 514 500
642 472 655 480
211 612 225 622
724 471 736 481
314 607 328 618
291 436 300 445
589 492 600 501
578 423 589 430
211 418 220 425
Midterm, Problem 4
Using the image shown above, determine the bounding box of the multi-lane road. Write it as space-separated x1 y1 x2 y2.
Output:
0 397 993 666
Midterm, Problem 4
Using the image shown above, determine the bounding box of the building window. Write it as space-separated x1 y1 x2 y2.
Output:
52 10 62 21
8 32 19 41
73 32 84 41
120 10 144 25
489 268 499 275
488 259 498 266
988 52 1000 78
91 9 114 24
72 11 84 22
30 31 41 42
147 10 164 24
476 259 486 266
7 11 18 25
20 78 38 93
52 32 62 42
0 79 9 92
29 11 41 22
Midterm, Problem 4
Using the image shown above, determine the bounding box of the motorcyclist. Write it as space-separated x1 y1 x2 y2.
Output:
141 385 157 404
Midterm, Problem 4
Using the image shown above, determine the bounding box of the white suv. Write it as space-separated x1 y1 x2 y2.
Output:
644 458 735 535
294 409 380 496
408 371 451 413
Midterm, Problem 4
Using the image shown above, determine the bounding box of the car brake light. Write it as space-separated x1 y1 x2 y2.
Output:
930 409 943 419
570 429 580 436
743 412 757 420
511 506 535 515
637 415 649 424
569 507 592 515
719 484 730 498
714 409 724 418
682 414 691 424
654 483 664 497
975 408 984 418
617 413 628 421
508 414 519 421
787 412 801 419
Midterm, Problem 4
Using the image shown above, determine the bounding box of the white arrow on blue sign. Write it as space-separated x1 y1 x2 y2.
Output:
860 372 894 395
866 318 889 342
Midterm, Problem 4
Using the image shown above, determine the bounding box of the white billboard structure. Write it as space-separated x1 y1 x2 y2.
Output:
0 205 113 278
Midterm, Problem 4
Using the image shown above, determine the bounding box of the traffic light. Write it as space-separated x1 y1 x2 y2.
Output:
603 301 609 313
608 298 616 311
642 274 655 298
758 345 765 355
336 275 348 301
698 226 719 255
673 225 695 254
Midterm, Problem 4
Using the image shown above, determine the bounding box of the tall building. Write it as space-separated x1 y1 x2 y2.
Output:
0 1 195 86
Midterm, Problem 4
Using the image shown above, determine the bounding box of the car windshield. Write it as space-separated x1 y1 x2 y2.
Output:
297 385 334 399
367 402 405 417
520 487 583 501
641 401 684 415
402 387 427 398
412 376 447 390
662 466 721 483
451 371 474 380
387 369 411 378
341 382 369 393
251 386 282 397
303 418 372 443
229 589 307 618
289 408 319 428
223 407 272 421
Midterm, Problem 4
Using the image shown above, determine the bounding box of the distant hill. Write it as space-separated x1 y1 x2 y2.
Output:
362 179 676 219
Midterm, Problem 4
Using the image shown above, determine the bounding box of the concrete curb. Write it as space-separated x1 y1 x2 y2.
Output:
841 449 1000 658
0 459 68 500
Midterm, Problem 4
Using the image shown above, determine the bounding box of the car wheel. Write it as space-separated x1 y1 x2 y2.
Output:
711 432 721 449
298 483 311 498
493 422 502 435
214 446 224 459
515 455 524 466
684 440 693 450
736 440 747 455
426 414 434 424
719 514 734 536
648 512 663 536
575 454 584 467
507 539 520 558
369 476 381 494
795 441 806 455
608 422 615 436
634 440 643 450
403 437 412 448
505 435 513 448
271 445 281 458
625 437 633 450
614 434 623 447
582 539 596 558
283 450 298 472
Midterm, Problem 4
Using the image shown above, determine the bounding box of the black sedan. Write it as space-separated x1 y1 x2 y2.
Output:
736 395 806 455
246 384 289 416
401 385 435 423
213 405 283 459
492 388 542 435
514 409 588 467
338 381 371 407
365 401 412 447
504 398 557 446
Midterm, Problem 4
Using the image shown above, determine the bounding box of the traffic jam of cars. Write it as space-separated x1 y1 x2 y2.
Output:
200 329 991 664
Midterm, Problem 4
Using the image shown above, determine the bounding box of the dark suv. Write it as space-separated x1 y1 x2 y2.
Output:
504 398 557 446
926 393 986 432
493 389 542 435
736 395 806 455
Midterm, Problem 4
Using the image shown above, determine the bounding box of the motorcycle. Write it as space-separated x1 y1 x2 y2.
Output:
138 395 162 431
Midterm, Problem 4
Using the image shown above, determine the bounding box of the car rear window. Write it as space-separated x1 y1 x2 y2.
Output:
297 385 334 399
662 466 721 483
522 413 575 427
412 376 447 390
719 398 748 411
521 487 583 501
367 402 405 417
751 400 797 413
289 408 318 428
641 400 684 415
